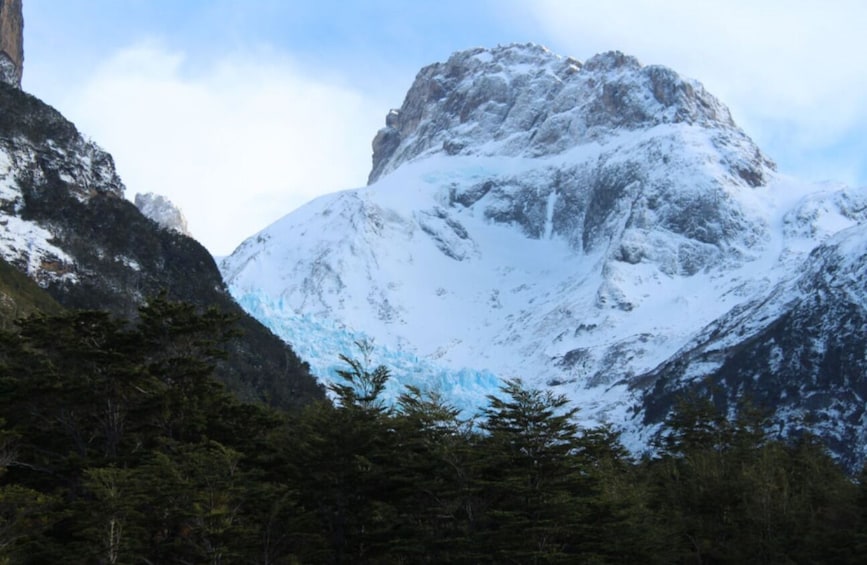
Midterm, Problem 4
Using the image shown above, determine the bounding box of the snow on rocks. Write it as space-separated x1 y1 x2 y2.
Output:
222 45 866 460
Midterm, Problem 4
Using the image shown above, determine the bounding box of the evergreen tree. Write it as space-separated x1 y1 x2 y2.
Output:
329 339 390 412
0 422 58 563
474 378 592 563
0 297 863 562
388 386 477 562
137 294 239 443
649 393 861 564
286 345 398 563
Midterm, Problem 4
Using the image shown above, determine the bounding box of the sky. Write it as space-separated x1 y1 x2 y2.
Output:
21 1 867 256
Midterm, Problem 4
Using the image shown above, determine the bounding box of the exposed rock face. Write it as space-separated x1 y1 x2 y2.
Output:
135 192 191 236
369 44 771 185
0 82 124 287
0 0 22 88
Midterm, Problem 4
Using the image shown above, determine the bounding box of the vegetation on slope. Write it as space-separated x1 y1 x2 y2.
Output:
0 300 864 563
0 256 62 327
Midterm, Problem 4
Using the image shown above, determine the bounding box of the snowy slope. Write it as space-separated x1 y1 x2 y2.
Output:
221 44 867 456
641 216 867 468
0 104 124 287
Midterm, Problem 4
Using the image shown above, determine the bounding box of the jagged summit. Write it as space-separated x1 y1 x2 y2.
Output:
226 44 784 384
369 43 770 184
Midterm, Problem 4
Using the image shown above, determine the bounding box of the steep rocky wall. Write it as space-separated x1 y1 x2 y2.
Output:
0 0 22 88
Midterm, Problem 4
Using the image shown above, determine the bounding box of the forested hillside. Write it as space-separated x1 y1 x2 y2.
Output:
0 257 62 326
0 298 863 563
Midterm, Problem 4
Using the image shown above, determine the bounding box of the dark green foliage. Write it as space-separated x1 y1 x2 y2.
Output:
388 387 476 561
475 379 588 562
0 298 304 562
0 257 63 328
0 308 862 562
647 394 861 564
0 81 82 146
16 167 323 409
284 347 400 563
330 340 391 411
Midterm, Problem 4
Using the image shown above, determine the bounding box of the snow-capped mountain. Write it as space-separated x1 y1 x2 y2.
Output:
222 44 867 463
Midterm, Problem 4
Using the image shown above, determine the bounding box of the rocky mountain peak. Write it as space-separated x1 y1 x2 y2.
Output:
134 192 191 236
369 43 748 184
224 42 867 467
0 0 22 88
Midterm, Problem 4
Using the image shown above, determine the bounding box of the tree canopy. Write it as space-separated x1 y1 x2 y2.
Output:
0 300 863 563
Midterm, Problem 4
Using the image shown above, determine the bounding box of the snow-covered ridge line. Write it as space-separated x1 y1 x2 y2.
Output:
0 88 126 287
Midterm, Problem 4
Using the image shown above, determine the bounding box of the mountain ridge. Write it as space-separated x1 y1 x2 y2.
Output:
0 78 324 408
223 44 867 465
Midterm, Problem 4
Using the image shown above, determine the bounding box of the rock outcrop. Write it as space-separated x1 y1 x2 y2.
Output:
135 192 191 236
0 0 22 88
368 44 771 185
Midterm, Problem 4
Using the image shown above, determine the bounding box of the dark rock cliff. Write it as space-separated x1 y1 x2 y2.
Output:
0 0 22 87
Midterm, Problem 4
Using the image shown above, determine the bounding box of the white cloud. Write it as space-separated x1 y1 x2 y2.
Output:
516 0 867 184
54 42 387 256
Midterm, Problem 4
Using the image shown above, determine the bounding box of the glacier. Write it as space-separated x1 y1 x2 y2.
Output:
220 44 867 460
234 290 503 415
